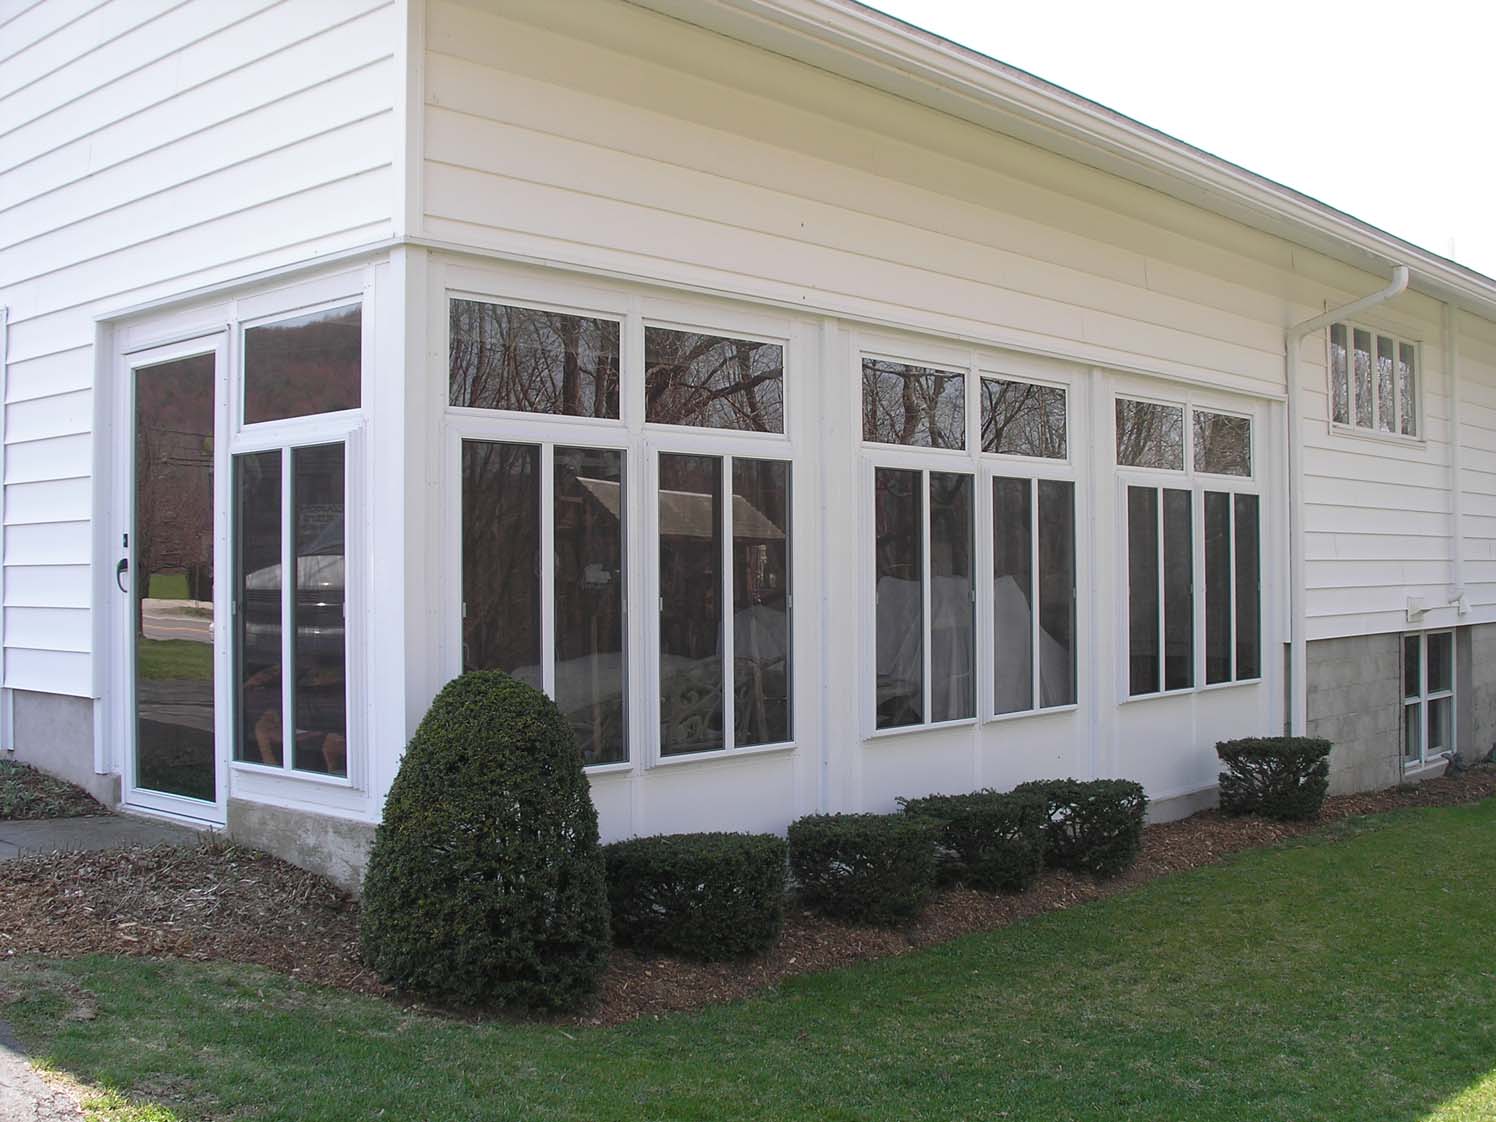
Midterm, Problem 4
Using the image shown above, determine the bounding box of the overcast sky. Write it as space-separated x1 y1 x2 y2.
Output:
869 0 1496 279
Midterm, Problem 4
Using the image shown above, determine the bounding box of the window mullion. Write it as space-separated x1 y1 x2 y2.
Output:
1029 476 1041 711
1227 490 1238 682
279 445 294 771
922 468 934 722
539 444 556 699
721 454 736 750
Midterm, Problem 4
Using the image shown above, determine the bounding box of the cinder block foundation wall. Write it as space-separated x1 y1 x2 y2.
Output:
1462 623 1496 764
1305 633 1402 796
4 690 117 805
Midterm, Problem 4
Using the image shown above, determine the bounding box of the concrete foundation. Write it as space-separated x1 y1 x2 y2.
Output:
1148 784 1218 823
6 690 118 806
227 798 375 895
1461 623 1496 765
1305 633 1403 796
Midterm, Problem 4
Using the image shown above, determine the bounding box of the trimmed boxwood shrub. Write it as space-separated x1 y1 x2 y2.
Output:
1217 736 1332 821
788 813 939 926
359 671 610 1011
898 789 1048 892
1015 778 1148 878
603 832 786 960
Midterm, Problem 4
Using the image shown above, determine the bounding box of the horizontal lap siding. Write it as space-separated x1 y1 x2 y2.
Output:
0 0 399 697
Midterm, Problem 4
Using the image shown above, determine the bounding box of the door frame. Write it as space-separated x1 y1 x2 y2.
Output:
111 331 231 825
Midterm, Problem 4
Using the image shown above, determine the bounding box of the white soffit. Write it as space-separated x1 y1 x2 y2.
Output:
628 0 1496 319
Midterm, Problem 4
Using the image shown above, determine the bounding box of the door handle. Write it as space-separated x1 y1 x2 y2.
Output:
115 557 129 593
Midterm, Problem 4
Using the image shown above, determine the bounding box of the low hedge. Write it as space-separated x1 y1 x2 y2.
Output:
898 789 1048 892
1015 778 1148 878
1217 737 1332 821
788 813 939 926
603 832 786 961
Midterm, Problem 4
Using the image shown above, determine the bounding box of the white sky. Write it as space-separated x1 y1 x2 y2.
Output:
869 0 1496 279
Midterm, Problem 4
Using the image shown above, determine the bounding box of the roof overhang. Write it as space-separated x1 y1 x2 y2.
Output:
629 0 1496 322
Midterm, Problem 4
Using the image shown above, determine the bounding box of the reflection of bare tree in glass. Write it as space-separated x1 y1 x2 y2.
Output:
645 329 783 432
982 380 1066 458
449 301 620 418
1115 399 1183 469
1192 412 1252 476
862 360 964 448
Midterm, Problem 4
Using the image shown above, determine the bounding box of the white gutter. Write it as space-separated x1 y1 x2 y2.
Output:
1283 266 1409 735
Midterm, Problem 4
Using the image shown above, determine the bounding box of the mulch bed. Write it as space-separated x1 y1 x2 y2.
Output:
4 766 1494 1027
0 759 107 821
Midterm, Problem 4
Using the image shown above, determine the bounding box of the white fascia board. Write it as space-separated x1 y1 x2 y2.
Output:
629 0 1496 320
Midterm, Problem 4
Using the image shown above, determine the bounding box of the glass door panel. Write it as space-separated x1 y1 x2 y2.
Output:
133 353 218 803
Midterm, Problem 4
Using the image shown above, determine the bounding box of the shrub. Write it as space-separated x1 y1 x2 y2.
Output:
788 813 939 926
603 832 786 960
1217 737 1332 821
898 789 1048 892
359 671 610 1011
1015 778 1148 878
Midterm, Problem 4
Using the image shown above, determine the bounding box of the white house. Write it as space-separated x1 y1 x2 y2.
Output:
2 0 1493 889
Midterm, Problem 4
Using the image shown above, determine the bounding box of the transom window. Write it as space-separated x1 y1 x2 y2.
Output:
1329 322 1418 436
862 358 965 448
645 327 784 432
981 376 1067 459
1403 631 1454 765
1115 398 1184 470
243 303 361 424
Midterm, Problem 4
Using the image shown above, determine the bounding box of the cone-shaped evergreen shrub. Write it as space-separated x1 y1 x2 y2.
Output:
359 671 610 1011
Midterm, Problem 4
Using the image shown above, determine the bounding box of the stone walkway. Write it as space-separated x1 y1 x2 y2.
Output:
0 814 201 861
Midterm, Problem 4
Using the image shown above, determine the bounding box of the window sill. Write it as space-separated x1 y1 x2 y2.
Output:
584 761 634 777
648 740 797 769
1197 676 1265 693
1120 676 1263 704
984 703 1078 725
1327 422 1425 448
865 716 978 741
230 759 358 790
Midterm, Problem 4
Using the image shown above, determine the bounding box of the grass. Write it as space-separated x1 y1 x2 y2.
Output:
135 639 213 682
0 759 104 819
6 801 1496 1121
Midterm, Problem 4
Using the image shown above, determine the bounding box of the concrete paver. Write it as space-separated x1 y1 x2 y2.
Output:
0 814 201 860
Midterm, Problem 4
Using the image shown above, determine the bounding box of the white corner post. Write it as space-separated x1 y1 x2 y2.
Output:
1283 265 1410 735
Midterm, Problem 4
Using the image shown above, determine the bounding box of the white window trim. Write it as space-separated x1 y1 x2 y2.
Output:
1403 629 1455 767
1327 322 1424 442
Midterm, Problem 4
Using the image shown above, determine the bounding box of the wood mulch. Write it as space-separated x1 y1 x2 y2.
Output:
3 766 1494 1027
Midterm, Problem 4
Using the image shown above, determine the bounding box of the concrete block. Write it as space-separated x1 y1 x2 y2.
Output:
7 691 119 806
227 798 375 895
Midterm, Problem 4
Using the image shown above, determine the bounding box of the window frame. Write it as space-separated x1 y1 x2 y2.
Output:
237 295 367 435
1326 321 1424 442
1115 391 1262 703
1403 629 1455 767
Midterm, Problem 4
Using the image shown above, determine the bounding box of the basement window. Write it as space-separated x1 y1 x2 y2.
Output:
1403 631 1454 765
1328 323 1419 437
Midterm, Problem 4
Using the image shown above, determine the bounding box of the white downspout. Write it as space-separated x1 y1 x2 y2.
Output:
1284 265 1410 735
1443 302 1468 613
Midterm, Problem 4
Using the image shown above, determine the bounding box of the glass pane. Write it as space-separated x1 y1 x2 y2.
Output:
732 459 792 747
659 454 724 755
862 358 965 448
1427 632 1453 694
1404 702 1422 760
461 441 541 681
290 444 346 776
1353 328 1373 429
1115 398 1184 469
929 472 974 722
1234 494 1261 680
645 327 784 432
1404 635 1421 701
1203 491 1231 685
243 304 360 424
1399 342 1418 436
1163 488 1194 691
1429 696 1453 753
134 354 217 801
980 378 1066 458
1376 335 1396 432
235 451 283 767
1127 486 1160 696
992 477 1033 714
1330 323 1349 424
1037 479 1076 708
449 299 620 418
1193 411 1252 476
554 448 627 766
875 467 924 728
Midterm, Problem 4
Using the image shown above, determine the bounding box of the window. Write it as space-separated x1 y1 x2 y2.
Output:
658 454 792 756
1193 411 1251 476
992 476 1076 713
1404 631 1454 765
1127 486 1193 695
243 304 361 424
449 299 621 418
645 327 784 432
981 377 1066 458
1203 492 1261 684
862 358 965 448
1116 398 1184 469
873 467 975 729
460 440 627 766
1329 322 1418 436
233 442 349 777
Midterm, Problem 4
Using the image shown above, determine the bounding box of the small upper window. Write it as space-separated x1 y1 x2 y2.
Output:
981 377 1066 459
243 304 361 424
1329 322 1418 436
449 299 621 419
1115 398 1184 470
862 358 965 449
1193 410 1251 476
644 326 784 432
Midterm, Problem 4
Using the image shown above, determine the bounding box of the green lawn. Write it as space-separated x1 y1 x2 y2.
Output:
135 638 213 682
8 801 1496 1122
